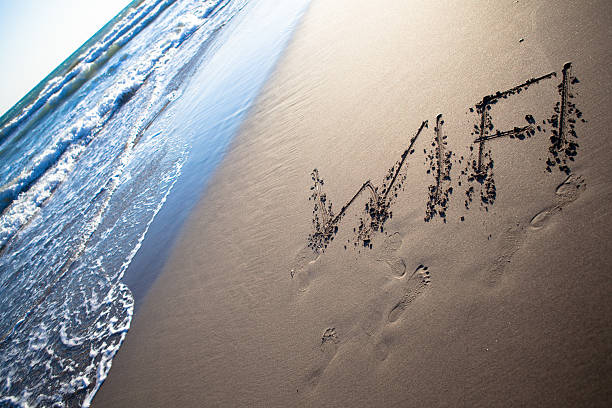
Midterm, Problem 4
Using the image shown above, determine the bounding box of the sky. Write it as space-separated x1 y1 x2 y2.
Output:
0 0 133 117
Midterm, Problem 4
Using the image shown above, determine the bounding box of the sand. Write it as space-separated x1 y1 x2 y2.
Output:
94 0 612 406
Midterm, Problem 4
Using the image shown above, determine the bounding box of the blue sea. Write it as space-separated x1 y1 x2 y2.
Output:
0 0 309 406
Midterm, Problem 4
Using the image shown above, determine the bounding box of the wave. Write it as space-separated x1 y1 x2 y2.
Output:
0 0 266 406
0 0 244 249
0 0 177 144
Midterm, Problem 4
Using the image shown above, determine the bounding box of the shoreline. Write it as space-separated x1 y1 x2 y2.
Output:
118 0 312 309
94 0 612 406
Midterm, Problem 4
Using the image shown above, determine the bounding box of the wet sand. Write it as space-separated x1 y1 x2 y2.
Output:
94 0 612 406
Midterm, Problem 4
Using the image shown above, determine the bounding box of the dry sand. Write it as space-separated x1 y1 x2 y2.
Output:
95 0 612 406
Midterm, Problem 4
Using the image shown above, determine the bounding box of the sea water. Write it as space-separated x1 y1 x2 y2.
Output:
0 0 309 406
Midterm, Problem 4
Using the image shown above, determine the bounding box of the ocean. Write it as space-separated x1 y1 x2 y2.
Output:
0 0 309 406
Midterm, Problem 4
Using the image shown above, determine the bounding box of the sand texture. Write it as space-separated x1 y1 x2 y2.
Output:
95 0 612 406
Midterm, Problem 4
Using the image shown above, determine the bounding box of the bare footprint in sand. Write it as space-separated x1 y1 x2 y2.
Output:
388 258 407 278
359 295 387 337
488 175 585 285
387 265 431 323
320 327 340 350
303 327 340 392
370 265 431 362
290 246 321 292
381 232 403 253
555 174 586 205
377 232 407 278
530 207 555 229
374 335 390 361
487 223 526 286
530 174 586 230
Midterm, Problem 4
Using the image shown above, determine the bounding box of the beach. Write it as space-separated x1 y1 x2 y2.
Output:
94 0 612 406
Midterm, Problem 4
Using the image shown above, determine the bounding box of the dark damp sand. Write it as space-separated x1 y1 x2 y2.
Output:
94 0 612 406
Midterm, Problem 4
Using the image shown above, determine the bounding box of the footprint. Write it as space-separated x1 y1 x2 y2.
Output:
290 246 321 292
376 232 403 262
529 174 585 230
359 297 386 337
383 232 403 252
487 223 525 286
373 336 390 361
388 258 407 278
529 207 555 230
303 327 340 392
294 263 318 293
358 263 431 365
387 265 431 323
304 366 325 391
554 174 585 206
373 325 404 362
376 232 407 278
387 301 407 324
321 327 339 350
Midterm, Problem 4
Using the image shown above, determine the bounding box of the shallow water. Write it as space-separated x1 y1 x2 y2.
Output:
0 0 309 406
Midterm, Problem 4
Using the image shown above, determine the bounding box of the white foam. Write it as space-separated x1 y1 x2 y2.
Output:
0 0 176 140
0 2 265 407
0 0 244 249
